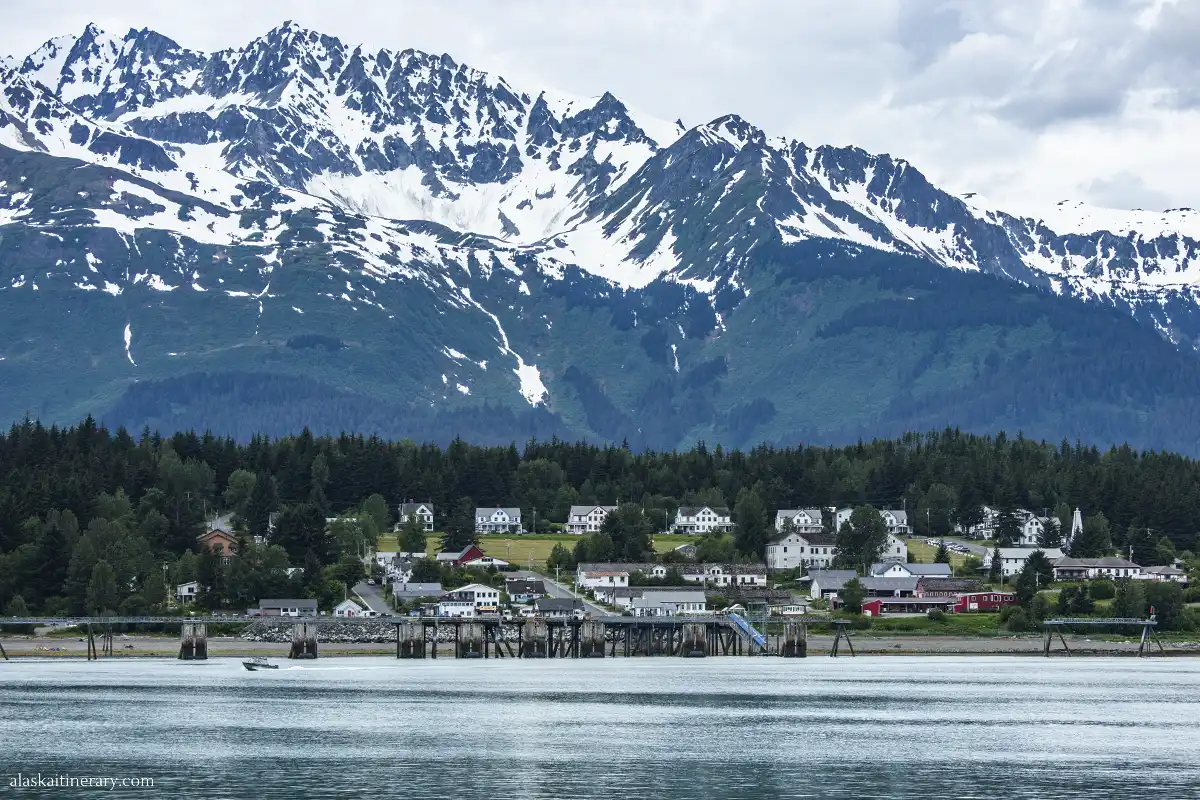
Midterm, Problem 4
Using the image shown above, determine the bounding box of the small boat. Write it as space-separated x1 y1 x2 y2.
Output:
242 656 278 671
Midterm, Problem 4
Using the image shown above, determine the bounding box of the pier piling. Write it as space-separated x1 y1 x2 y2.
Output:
178 622 208 660
288 622 319 659
782 622 807 658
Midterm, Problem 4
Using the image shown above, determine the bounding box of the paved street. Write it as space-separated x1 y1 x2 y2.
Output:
352 581 389 613
513 570 608 616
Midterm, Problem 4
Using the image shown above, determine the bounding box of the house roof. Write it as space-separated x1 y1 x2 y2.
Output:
631 590 707 606
569 505 617 517
870 562 953 578
505 579 546 595
1143 565 1185 575
392 582 442 595
476 507 521 517
809 570 859 591
445 583 498 595
677 506 731 516
436 544 483 561
918 577 983 593
399 502 434 514
769 528 836 545
998 547 1065 560
1053 557 1140 569
861 576 920 592
577 562 659 575
259 598 317 609
775 509 824 524
535 597 583 612
334 599 363 611
880 510 908 524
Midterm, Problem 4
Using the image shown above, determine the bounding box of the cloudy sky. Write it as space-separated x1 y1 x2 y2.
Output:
2 0 1196 212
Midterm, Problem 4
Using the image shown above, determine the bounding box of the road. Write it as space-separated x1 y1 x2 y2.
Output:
352 581 389 613
514 570 609 616
936 537 990 557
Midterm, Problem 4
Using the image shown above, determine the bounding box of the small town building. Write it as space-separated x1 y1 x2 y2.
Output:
869 561 953 580
861 576 919 597
397 502 435 532
953 591 1016 612
196 528 238 560
857 596 956 616
505 579 547 603
994 547 1064 577
475 508 523 534
671 506 733 534
333 599 366 617
1052 557 1141 582
461 555 509 569
566 505 617 534
436 544 487 566
175 581 198 604
774 508 825 533
915 577 983 597
766 529 837 571
442 583 501 613
534 597 583 618
579 570 631 591
1140 565 1187 583
392 582 443 602
630 590 707 617
259 598 318 617
808 570 859 599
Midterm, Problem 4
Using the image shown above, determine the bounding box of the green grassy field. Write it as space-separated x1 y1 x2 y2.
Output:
906 540 969 569
374 532 697 568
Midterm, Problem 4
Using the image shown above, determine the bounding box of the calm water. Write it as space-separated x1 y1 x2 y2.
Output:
1 657 1198 798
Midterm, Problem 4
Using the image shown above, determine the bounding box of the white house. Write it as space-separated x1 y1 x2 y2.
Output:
475 507 523 534
631 590 707 617
578 569 631 591
671 506 733 534
679 564 768 587
1053 557 1141 582
333 599 366 617
766 530 838 571
398 502 435 532
566 505 617 534
175 581 198 604
1019 515 1051 546
883 533 908 562
1140 565 1187 583
443 583 502 612
577 562 667 584
835 507 910 537
808 570 859 599
462 555 510 570
994 547 1065 577
774 508 825 533
869 562 952 580
436 598 477 618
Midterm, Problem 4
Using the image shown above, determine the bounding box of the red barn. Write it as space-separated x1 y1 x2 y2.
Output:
436 544 487 567
954 591 1016 612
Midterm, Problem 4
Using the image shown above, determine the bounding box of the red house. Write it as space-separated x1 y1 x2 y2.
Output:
436 544 487 567
953 591 1016 613
197 529 238 558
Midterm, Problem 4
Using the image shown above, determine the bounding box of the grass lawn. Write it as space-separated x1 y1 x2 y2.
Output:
906 539 969 569
374 532 697 569
865 612 1004 636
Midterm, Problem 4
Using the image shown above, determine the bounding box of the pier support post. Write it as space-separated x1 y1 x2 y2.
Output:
521 620 548 658
86 622 97 661
178 622 208 660
782 622 807 657
288 621 319 659
0 638 7 660
830 621 855 657
457 622 483 658
682 623 706 657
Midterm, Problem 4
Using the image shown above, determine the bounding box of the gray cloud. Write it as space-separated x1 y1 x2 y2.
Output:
1084 172 1174 210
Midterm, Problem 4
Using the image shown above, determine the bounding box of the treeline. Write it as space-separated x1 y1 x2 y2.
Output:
1 418 1199 616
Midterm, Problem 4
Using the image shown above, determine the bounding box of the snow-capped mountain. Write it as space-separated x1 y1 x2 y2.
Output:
3 21 1200 451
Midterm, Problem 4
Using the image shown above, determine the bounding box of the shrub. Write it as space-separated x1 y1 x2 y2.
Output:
927 609 947 622
1089 579 1116 600
998 605 1016 624
1183 586 1200 604
1005 608 1029 632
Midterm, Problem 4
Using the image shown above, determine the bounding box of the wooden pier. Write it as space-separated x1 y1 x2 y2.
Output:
288 622 319 659
1042 617 1165 657
178 622 207 660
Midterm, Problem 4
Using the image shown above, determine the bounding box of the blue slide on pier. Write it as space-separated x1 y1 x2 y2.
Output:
726 612 767 652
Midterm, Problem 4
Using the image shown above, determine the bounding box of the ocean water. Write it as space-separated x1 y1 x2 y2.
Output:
1 656 1198 798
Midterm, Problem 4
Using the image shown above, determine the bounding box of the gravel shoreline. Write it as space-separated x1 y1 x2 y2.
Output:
4 632 1198 658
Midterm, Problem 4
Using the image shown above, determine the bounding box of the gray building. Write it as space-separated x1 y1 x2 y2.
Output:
392 582 444 602
258 598 318 617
